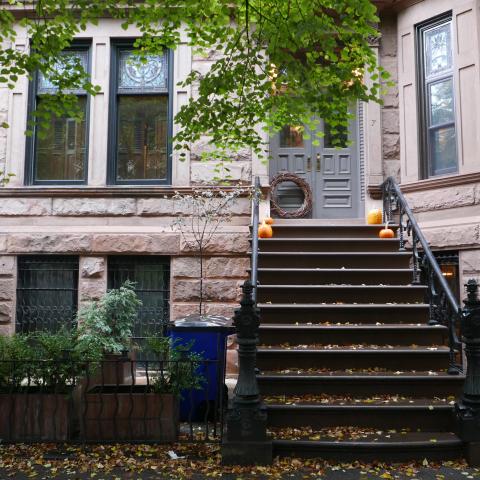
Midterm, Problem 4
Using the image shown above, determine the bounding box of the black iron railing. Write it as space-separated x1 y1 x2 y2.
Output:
0 358 224 444
382 176 463 374
251 176 261 302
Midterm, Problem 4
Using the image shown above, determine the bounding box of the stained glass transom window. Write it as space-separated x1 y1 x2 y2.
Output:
424 24 452 79
37 50 88 94
118 50 168 93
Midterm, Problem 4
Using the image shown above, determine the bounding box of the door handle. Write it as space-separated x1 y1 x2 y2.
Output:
306 156 311 172
316 153 321 172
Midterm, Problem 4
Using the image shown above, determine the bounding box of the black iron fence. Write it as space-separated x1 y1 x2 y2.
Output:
0 357 226 444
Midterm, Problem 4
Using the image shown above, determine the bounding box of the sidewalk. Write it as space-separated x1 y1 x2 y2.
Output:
0 443 478 479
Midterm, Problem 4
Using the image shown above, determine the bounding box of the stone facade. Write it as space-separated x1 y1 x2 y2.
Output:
0 4 479 334
379 14 400 182
0 256 16 335
79 256 107 310
0 221 250 330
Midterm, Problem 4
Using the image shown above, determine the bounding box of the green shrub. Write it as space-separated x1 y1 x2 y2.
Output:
146 336 205 397
76 280 142 355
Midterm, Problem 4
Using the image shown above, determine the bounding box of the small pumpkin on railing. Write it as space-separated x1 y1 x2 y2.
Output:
264 217 274 225
258 220 273 238
379 222 395 239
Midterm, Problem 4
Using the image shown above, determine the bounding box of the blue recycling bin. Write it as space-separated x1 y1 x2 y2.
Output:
169 315 234 422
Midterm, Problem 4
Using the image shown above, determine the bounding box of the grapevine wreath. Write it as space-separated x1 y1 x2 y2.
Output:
269 172 313 219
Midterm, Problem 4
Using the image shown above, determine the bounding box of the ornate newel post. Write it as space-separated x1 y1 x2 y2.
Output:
456 279 480 466
221 280 273 465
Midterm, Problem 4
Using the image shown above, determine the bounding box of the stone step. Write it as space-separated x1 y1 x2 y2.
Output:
258 252 411 269
258 372 464 397
266 402 455 431
271 432 463 461
257 303 430 324
258 324 448 346
263 224 399 239
256 346 451 371
255 268 414 285
258 238 401 252
257 285 426 304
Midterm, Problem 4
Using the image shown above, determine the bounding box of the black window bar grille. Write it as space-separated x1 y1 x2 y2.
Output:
107 256 170 354
16 255 79 333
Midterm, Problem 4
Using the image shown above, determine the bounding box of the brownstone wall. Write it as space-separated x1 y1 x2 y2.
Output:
379 14 400 182
0 195 251 331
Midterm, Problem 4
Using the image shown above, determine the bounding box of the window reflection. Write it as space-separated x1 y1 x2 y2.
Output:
35 96 87 181
280 125 304 148
114 48 169 183
117 96 168 180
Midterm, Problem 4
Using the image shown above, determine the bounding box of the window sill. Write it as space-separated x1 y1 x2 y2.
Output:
368 172 480 199
400 172 480 193
0 185 251 198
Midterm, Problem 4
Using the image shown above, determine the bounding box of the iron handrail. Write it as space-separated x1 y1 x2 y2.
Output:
251 176 261 302
382 176 463 373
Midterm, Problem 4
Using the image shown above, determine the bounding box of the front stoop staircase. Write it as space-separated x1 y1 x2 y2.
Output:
255 222 465 462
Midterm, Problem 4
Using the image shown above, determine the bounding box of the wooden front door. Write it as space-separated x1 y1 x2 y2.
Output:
270 111 361 219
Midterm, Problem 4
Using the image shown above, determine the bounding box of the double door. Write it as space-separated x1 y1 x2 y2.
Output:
269 115 361 219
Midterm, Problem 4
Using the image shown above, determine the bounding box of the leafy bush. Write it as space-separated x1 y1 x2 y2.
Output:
76 280 142 355
146 337 205 397
0 334 32 387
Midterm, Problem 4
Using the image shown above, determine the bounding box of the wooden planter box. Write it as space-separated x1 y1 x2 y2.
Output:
86 353 135 387
0 391 72 442
82 386 178 442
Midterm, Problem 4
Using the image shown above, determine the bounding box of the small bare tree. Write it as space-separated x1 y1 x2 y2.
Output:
172 187 249 318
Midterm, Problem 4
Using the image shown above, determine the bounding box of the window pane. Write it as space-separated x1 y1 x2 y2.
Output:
116 95 168 181
279 125 304 148
37 50 89 94
429 79 455 125
324 122 348 148
118 50 168 92
16 256 79 333
424 23 452 78
35 96 87 181
431 126 457 175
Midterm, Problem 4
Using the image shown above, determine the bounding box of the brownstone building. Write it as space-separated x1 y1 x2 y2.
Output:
0 0 478 348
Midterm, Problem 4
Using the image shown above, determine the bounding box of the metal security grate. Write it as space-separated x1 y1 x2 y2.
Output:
107 256 170 349
16 256 79 333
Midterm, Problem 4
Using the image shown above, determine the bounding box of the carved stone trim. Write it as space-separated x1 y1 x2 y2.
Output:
367 184 383 200
0 186 252 198
368 172 480 199
401 172 480 193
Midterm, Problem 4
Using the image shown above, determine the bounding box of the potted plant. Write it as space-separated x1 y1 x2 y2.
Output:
82 336 204 442
0 330 82 442
76 280 142 386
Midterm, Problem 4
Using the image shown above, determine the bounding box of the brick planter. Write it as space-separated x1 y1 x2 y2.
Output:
0 391 72 442
82 387 178 442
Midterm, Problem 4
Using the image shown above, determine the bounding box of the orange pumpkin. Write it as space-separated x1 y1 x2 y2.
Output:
258 220 273 238
264 217 274 225
379 222 395 239
367 208 383 225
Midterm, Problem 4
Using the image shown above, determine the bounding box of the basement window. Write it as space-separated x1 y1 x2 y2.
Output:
16 256 79 333
434 251 460 301
107 256 170 352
